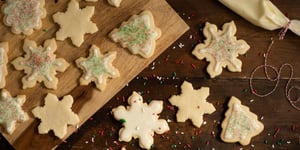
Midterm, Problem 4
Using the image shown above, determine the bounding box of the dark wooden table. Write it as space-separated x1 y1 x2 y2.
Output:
1 0 300 149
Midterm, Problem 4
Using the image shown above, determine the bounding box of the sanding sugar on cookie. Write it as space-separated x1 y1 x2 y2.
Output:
220 96 264 145
53 0 98 47
2 0 46 35
192 21 250 78
169 81 215 128
11 39 69 90
109 10 161 58
32 93 80 139
0 42 8 89
0 89 28 134
107 0 123 7
76 45 120 91
112 91 169 149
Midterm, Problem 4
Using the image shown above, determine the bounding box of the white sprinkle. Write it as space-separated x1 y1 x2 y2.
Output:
178 43 184 48
167 119 172 123
272 144 275 148
172 46 176 49
181 132 184 135
187 16 191 20
85 141 89 144
251 144 255 147
286 141 291 144
189 35 193 39
91 137 95 143
203 121 207 125
239 148 243 150
250 99 254 103
261 116 264 120
212 148 215 150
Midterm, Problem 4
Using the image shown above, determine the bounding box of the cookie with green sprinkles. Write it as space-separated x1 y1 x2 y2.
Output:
76 45 120 91
109 10 161 58
112 91 169 149
0 89 28 134
220 96 264 145
11 39 70 89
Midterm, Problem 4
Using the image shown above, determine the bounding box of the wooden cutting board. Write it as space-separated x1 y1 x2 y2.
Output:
0 0 188 149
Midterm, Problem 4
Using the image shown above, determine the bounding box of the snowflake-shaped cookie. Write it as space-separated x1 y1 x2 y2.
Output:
12 39 69 89
53 0 98 47
112 92 169 149
0 42 8 89
169 81 215 128
192 21 250 78
2 0 46 35
0 89 28 134
109 10 161 58
32 93 80 139
221 96 264 145
76 45 120 91
107 0 123 7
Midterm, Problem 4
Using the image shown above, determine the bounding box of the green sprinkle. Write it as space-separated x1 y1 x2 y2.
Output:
264 139 268 144
171 144 177 148
197 147 201 150
243 88 248 93
119 118 126 124
43 29 47 32
191 135 195 140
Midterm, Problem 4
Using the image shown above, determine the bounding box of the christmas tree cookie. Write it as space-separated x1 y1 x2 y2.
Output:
221 96 264 145
109 10 161 58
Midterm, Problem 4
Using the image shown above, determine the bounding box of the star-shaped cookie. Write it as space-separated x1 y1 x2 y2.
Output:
112 91 169 149
192 21 250 78
12 39 69 89
0 89 28 134
0 42 8 89
221 96 264 145
53 0 98 47
2 0 46 35
169 81 215 128
32 93 80 139
76 45 120 91
109 10 161 58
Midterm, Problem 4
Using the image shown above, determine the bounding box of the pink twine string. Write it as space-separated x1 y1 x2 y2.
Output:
249 22 300 111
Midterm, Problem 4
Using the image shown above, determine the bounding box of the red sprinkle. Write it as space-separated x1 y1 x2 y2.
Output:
191 63 197 69
273 127 280 138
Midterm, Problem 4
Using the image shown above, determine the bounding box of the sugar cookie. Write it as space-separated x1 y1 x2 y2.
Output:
32 93 80 139
109 10 161 58
0 89 28 134
0 42 8 89
53 0 98 47
169 81 215 128
107 0 122 7
192 21 250 78
76 45 120 91
112 91 169 149
2 0 46 35
221 96 264 145
12 39 69 89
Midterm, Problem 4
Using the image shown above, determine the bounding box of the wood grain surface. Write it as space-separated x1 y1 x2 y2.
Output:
0 0 188 149
1 0 300 150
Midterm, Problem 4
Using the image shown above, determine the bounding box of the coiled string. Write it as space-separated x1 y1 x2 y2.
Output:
249 22 300 111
